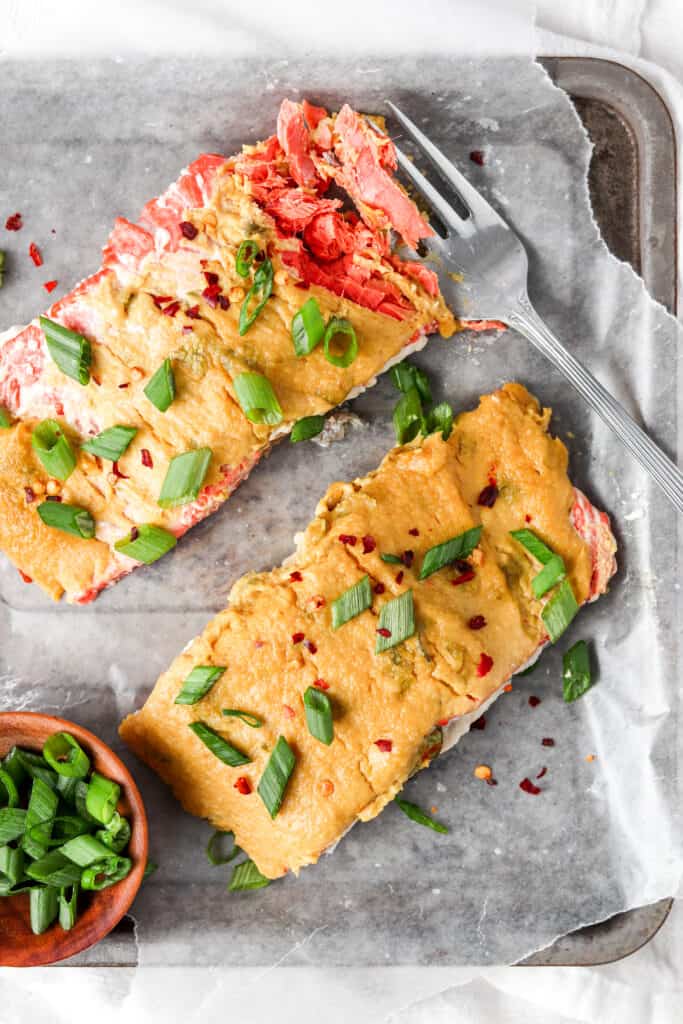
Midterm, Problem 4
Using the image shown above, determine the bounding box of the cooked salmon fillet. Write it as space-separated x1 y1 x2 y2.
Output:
120 383 617 879
0 99 475 604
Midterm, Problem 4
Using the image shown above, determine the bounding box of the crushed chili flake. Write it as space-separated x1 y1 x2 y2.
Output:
465 694 478 702
140 449 153 468
91 374 101 386
118 382 129 389
203 271 219 286
304 639 317 654
503 683 513 693
361 534 376 554
374 582 385 595
528 695 541 708
202 283 221 306
310 595 326 609
542 737 555 747
150 294 173 308
471 715 486 731
185 304 200 319
470 150 485 166
234 776 251 795
468 615 486 630
282 704 296 719
375 739 392 752
320 779 334 797
130 526 139 542
525 514 532 523
437 717 450 727
430 805 438 814
291 632 305 644
313 679 329 690
536 766 548 779
18 570 32 584
112 461 129 480
294 280 310 290
180 220 198 240
477 483 498 508
485 777 498 787
24 487 35 504
162 300 181 317
338 534 357 546
401 549 414 567
408 527 420 536
254 640 265 649
453 559 471 574
452 570 475 586
376 627 392 638
395 570 404 584
29 243 43 267
5 212 22 231
45 494 62 503
289 570 303 582
43 279 58 293
519 777 541 795
182 326 193 334
474 764 492 780
217 294 230 310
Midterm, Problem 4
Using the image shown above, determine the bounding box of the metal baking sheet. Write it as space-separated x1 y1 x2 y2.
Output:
0 55 679 968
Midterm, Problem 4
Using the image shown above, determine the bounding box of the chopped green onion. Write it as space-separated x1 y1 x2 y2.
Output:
81 855 132 891
59 883 79 931
27 815 90 849
95 813 131 854
563 640 593 703
393 386 425 444
380 553 402 565
0 845 24 886
510 528 554 565
59 833 114 866
82 425 137 462
2 748 27 788
175 665 226 705
30 886 59 935
303 686 333 746
0 407 11 429
395 797 449 834
74 780 98 824
323 317 358 368
114 523 177 564
206 830 240 866
235 239 260 277
541 578 579 642
85 772 120 826
31 419 76 482
291 297 325 357
257 736 295 819
0 769 19 809
331 574 372 629
37 501 95 540
228 859 270 892
188 722 251 767
427 402 453 441
22 777 58 859
16 750 58 789
233 371 283 426
56 774 80 803
376 590 415 653
531 553 566 599
42 732 90 779
290 414 325 443
40 316 91 386
158 447 212 508
0 808 27 844
419 526 482 580
239 258 273 335
26 851 83 887
390 361 432 403
221 710 263 728
144 358 175 412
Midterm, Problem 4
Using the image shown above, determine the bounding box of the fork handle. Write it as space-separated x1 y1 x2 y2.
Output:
509 296 683 514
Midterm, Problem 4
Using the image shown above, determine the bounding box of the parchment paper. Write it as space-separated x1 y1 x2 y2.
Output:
0 55 680 972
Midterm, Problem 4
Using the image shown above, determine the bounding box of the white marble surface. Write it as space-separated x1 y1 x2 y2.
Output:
1 1 682 1021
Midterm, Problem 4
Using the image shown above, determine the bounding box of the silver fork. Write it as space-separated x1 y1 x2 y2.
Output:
384 101 683 515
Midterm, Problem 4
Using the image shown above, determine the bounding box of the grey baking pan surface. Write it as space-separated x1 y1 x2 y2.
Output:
0 55 677 968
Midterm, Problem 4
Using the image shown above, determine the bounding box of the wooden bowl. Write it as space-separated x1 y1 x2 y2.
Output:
0 712 148 966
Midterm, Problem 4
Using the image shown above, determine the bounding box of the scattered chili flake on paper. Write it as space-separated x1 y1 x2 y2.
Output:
519 777 541 795
28 242 42 267
528 695 541 707
43 279 58 293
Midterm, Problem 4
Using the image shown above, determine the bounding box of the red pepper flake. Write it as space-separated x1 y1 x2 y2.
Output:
465 694 478 702
180 220 198 240
18 570 32 584
437 717 450 727
282 704 296 719
29 243 43 267
452 570 475 586
162 300 181 317
536 766 547 780
217 294 230 311
118 382 129 389
375 739 392 753
129 526 139 542
185 304 200 319
234 776 251 795
203 271 219 286
519 777 541 795
182 326 193 334
503 683 513 693
43 279 58 293
528 695 541 708
401 549 414 568
311 595 326 609
477 483 498 508
112 461 129 480
525 514 532 523
150 294 174 308
304 639 317 654
91 374 101 386
5 212 22 231
291 632 305 645
338 534 357 546
254 640 265 649
45 494 62 503
313 679 329 690
289 570 303 582
485 777 498 787
141 449 153 468
471 715 486 731
469 150 485 166
374 582 385 595
395 571 404 584
542 737 555 747
376 627 392 638
408 527 420 536
294 280 310 290
468 615 486 630
362 534 376 554
202 283 221 307
24 487 35 504
477 653 494 677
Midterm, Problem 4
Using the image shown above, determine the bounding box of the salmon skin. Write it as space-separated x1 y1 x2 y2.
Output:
0 99 489 605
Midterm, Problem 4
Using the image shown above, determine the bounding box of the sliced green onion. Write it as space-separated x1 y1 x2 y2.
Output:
303 687 333 746
0 808 27 844
27 815 90 848
0 407 11 429
42 732 90 779
158 447 212 509
74 780 98 824
221 709 263 728
541 578 579 642
175 665 225 706
85 772 120 826
291 297 325 357
16 750 58 789
114 523 177 564
40 316 91 386
59 883 79 931
30 885 59 935
419 526 482 580
390 361 431 403
56 774 80 803
510 528 554 565
144 358 175 412
257 736 295 819
26 851 83 887
393 386 425 444
531 553 566 600
37 501 95 540
233 371 282 426
95 813 131 853
206 830 240 866
395 797 449 834
323 317 358 368
31 419 76 482
59 832 114 866
0 769 19 809
331 574 372 629
188 722 251 767
290 415 325 443
22 777 58 859
376 590 415 653
563 639 593 703
81 855 132 891
0 845 24 886
427 402 453 441
228 859 270 892
2 748 27 788
81 425 137 462
235 239 260 278
239 258 273 335
380 552 402 565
